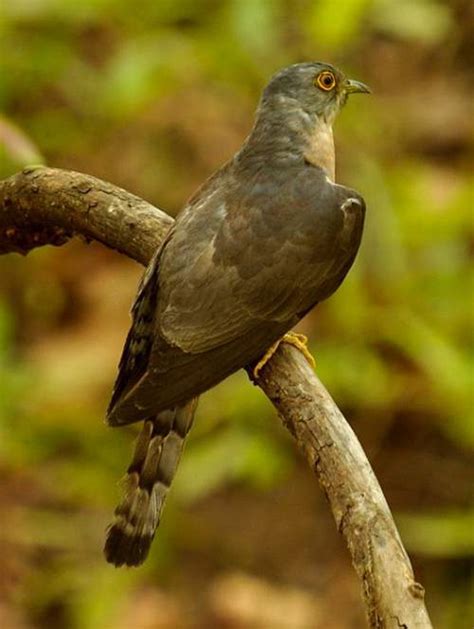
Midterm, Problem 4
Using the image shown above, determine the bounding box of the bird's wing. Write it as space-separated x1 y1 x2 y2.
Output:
107 228 174 412
157 167 363 354
108 167 364 424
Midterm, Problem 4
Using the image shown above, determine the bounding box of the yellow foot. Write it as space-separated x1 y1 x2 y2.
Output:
252 332 315 379
252 340 280 379
282 332 316 369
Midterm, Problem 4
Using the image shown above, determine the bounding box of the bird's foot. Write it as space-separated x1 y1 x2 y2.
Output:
252 332 315 379
282 332 316 369
252 340 280 379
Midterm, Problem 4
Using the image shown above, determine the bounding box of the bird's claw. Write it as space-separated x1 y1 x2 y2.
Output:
282 332 316 369
252 332 315 379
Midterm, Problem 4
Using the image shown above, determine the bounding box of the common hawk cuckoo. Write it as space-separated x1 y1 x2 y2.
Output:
104 62 370 566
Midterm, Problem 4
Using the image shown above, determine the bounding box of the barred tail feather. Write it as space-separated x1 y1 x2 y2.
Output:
104 398 197 567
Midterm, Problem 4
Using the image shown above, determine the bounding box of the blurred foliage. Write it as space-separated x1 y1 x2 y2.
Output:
0 0 473 628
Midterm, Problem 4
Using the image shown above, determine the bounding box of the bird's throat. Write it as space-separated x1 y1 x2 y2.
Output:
303 120 335 182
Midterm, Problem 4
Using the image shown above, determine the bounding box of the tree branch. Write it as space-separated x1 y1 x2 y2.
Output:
0 166 432 628
249 347 432 628
0 166 172 264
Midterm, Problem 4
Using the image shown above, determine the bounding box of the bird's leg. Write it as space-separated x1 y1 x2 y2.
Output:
253 332 315 379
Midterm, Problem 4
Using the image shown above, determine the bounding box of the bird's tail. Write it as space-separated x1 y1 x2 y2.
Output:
104 398 198 567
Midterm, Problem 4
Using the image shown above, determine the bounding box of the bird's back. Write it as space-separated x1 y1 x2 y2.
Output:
108 160 364 426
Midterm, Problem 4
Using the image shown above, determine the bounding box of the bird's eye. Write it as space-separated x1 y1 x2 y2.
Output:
315 71 336 91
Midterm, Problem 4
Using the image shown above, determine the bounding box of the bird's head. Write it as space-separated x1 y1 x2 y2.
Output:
261 62 370 124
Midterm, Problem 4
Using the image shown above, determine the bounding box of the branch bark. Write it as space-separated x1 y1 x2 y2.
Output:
0 166 432 628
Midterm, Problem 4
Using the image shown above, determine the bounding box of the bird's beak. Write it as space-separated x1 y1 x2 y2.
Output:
345 79 371 95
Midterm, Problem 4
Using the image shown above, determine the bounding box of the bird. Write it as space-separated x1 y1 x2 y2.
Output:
104 61 370 567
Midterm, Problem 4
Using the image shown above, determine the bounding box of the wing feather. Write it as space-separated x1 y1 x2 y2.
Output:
157 166 363 354
107 229 173 411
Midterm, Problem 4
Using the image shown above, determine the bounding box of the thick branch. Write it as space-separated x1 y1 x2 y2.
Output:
250 347 432 628
0 166 172 264
0 166 432 628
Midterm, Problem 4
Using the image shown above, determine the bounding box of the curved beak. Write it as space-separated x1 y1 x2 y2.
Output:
345 79 371 95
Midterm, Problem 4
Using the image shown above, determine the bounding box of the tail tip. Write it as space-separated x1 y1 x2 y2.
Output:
103 524 154 567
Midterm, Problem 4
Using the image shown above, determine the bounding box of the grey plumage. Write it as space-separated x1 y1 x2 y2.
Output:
104 61 368 566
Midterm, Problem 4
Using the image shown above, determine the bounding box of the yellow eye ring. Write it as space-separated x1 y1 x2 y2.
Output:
315 71 336 91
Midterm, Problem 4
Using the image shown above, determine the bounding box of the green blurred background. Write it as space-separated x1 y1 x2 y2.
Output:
0 0 472 627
